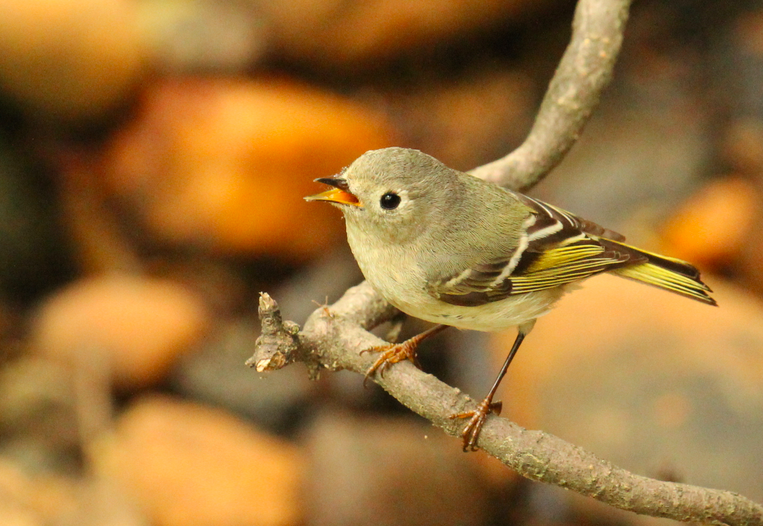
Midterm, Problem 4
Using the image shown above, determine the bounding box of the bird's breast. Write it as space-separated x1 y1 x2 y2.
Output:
346 225 426 302
345 223 564 332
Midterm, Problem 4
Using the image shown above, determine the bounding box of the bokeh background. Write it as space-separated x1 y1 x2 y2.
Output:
0 0 762 525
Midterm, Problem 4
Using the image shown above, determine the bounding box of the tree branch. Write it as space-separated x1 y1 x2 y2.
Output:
251 284 763 525
248 0 763 523
470 0 631 190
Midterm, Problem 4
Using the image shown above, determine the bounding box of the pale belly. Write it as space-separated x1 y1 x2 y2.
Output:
346 224 565 332
386 287 565 332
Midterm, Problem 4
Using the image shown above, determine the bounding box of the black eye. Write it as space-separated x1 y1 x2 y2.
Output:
380 192 401 210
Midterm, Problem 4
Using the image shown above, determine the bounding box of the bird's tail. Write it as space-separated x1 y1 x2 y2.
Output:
600 239 717 306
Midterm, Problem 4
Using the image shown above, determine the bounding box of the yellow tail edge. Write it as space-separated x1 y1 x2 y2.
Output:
612 262 717 306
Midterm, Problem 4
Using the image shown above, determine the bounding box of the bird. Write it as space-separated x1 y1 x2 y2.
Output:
305 147 716 451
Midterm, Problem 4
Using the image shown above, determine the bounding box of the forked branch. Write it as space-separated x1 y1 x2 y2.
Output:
249 0 763 523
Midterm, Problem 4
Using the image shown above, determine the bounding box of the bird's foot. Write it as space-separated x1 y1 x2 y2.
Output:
450 398 503 452
361 338 421 386
360 324 448 386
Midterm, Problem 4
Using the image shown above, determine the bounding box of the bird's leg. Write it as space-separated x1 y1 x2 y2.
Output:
362 324 449 384
450 327 529 452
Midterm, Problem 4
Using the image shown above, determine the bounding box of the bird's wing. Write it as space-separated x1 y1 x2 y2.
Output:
427 195 643 307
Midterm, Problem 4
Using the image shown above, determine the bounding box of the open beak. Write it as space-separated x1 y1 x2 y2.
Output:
304 177 361 206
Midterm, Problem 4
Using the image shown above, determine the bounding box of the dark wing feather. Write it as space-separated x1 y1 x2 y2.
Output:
427 195 638 306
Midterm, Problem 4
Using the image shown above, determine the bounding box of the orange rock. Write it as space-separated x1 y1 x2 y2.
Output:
96 395 304 526
662 176 758 268
0 458 79 525
30 275 210 390
490 274 763 500
100 77 395 260
303 409 492 526
263 0 558 69
0 0 146 122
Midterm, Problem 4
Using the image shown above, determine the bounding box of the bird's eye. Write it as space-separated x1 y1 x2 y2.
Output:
380 192 401 210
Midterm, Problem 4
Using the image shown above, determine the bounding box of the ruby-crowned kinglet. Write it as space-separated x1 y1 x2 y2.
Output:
306 147 715 451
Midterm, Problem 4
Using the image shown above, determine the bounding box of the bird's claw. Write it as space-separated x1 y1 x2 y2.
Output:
361 340 420 387
450 398 502 452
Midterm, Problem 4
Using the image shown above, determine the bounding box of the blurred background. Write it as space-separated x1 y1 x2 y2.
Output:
0 0 762 525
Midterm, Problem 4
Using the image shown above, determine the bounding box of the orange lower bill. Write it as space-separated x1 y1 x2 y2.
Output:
304 187 361 206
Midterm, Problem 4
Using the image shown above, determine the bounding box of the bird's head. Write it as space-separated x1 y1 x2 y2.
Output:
305 147 459 244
